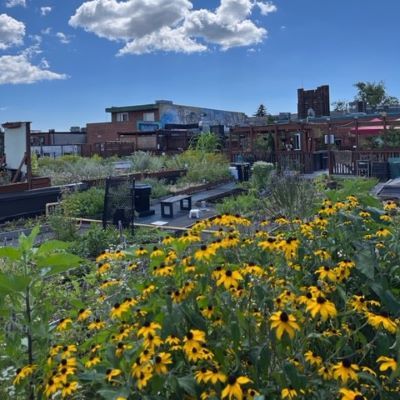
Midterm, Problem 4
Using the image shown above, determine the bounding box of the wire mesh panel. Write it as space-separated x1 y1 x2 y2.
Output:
102 176 135 231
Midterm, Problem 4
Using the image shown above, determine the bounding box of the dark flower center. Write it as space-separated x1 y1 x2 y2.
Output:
316 296 326 304
186 332 193 340
342 359 351 368
228 375 237 384
155 356 162 364
280 312 289 322
226 270 233 277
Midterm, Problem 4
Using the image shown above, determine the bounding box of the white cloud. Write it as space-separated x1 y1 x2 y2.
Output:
257 1 277 16
40 6 52 16
5 0 26 7
0 53 67 84
41 27 52 35
70 0 276 54
56 32 71 44
0 14 25 49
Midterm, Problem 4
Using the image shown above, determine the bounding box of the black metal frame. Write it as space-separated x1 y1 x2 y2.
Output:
103 176 135 234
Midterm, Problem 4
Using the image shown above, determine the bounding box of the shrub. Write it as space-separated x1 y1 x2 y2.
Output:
62 187 105 219
250 161 275 192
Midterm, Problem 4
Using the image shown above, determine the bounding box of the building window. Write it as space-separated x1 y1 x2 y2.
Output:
116 112 129 122
293 133 301 150
143 112 155 122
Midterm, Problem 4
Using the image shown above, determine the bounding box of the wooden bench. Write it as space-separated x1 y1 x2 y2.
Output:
160 194 192 218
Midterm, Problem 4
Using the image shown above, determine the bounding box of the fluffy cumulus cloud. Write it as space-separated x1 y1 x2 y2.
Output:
257 1 277 15
5 0 26 7
40 6 52 16
0 53 67 84
70 0 277 55
0 13 25 49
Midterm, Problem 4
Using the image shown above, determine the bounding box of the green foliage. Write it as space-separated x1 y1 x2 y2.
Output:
265 175 319 219
71 223 120 258
216 193 263 216
324 177 380 208
62 187 105 219
168 150 230 185
0 227 81 399
250 161 275 192
140 178 170 199
190 131 221 153
254 104 267 117
128 151 166 172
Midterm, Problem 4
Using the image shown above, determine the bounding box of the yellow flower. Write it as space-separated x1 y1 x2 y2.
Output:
304 351 323 367
44 378 62 397
162 235 174 245
269 311 300 340
216 269 243 289
317 365 332 380
221 375 252 400
315 266 337 282
258 237 278 251
106 368 122 382
115 342 133 357
377 356 397 372
137 321 162 338
206 367 227 384
143 334 163 350
153 352 172 374
195 367 210 383
281 386 298 399
376 228 391 237
88 318 106 330
339 388 365 400
13 364 37 385
135 246 148 256
366 311 397 333
97 262 111 275
332 359 359 383
165 335 180 346
110 302 130 319
314 249 331 260
61 381 78 398
85 355 101 368
136 365 153 390
306 296 337 321
77 308 91 322
56 318 73 331
194 245 216 262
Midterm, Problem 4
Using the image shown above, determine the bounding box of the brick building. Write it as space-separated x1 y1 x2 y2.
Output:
298 85 330 119
86 100 247 145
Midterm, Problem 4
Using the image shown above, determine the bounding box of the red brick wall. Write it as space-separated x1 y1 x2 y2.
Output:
86 122 134 144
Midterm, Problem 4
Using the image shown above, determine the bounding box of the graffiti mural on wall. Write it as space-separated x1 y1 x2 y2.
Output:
159 104 247 129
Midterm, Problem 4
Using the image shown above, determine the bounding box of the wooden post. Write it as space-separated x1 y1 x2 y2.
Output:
26 122 32 189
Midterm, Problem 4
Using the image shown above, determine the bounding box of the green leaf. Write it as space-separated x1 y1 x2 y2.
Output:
177 375 197 396
0 247 22 261
36 253 82 276
37 240 71 255
0 272 31 293
283 363 305 389
355 248 375 280
19 225 40 252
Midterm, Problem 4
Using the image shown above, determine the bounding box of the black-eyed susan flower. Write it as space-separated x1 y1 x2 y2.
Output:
306 296 337 321
315 266 337 282
44 378 62 397
153 352 172 374
216 269 243 290
88 318 106 330
376 228 391 237
281 386 298 399
269 311 300 340
195 367 211 384
56 318 73 332
377 356 397 372
332 359 359 383
85 355 101 368
13 364 37 385
317 365 332 380
137 321 161 338
194 245 216 262
135 246 148 256
61 381 78 398
110 302 130 319
77 308 92 322
221 375 252 400
115 342 133 357
136 365 153 390
106 368 122 382
339 388 366 400
366 311 397 333
304 351 323 367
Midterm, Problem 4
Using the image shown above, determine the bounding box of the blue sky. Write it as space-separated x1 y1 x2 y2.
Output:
0 0 399 130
